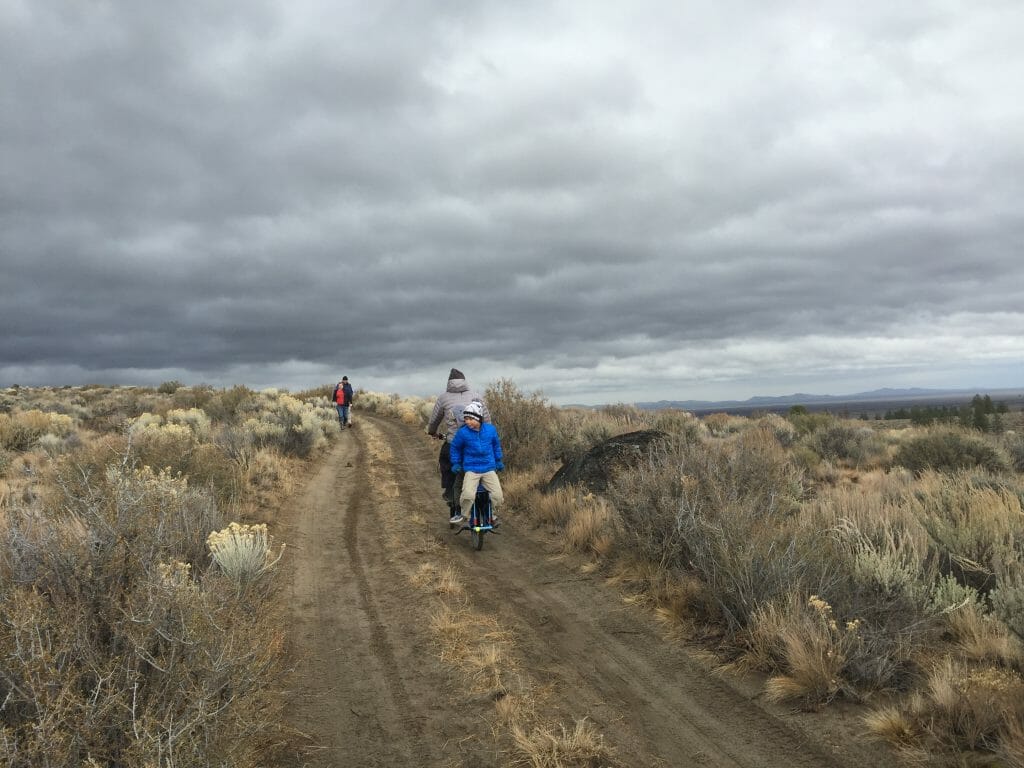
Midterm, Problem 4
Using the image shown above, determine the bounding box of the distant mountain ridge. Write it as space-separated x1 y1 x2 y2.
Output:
633 387 1024 413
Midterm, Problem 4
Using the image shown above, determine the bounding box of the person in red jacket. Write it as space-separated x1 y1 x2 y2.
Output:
332 376 354 429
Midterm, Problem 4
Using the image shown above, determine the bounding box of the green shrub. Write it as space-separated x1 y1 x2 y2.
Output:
202 385 254 423
826 517 940 689
909 472 1024 594
608 428 816 630
894 428 1011 474
239 390 333 458
788 411 834 437
991 566 1024 641
0 410 50 452
0 461 281 765
484 378 558 470
649 408 706 441
756 413 798 447
172 383 216 409
803 422 878 464
1000 431 1024 472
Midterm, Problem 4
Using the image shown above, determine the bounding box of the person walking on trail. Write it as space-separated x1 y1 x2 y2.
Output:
426 368 490 506
332 376 354 429
448 400 504 525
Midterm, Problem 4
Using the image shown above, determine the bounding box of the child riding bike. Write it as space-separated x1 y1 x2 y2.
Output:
448 401 505 525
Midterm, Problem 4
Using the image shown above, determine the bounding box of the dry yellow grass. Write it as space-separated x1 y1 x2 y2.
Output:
526 485 578 527
999 714 1024 768
509 717 616 768
948 602 1024 668
506 464 557 496
563 493 615 555
863 705 918 747
760 596 860 706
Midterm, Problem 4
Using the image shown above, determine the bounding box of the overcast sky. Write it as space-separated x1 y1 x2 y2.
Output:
3 1 1023 405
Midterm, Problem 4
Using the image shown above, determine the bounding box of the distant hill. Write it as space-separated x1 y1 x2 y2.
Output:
632 387 1024 415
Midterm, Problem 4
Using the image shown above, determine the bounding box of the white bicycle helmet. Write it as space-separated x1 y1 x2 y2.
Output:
463 401 484 421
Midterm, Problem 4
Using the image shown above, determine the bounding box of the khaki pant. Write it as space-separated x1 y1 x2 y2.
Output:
460 470 504 517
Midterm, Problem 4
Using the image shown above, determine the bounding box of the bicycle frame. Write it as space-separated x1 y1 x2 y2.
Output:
456 487 497 550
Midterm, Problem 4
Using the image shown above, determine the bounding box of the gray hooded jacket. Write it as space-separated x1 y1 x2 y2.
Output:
426 377 491 442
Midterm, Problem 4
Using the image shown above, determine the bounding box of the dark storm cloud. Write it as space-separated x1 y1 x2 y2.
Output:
3 1 1024 402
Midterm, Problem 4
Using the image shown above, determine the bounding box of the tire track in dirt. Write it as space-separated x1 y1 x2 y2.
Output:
340 471 421 745
282 429 458 767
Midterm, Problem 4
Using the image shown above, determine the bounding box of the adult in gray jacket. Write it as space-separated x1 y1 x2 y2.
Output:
426 368 491 506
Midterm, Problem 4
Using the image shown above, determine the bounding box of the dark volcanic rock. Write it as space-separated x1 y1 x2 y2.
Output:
545 430 670 495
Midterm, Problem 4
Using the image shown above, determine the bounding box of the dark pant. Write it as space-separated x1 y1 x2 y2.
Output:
438 441 453 495
439 442 464 514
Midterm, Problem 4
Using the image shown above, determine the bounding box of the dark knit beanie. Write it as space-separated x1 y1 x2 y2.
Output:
448 368 465 380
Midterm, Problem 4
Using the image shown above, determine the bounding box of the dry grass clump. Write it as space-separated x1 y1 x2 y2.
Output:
430 605 517 695
755 595 863 707
999 714 1024 768
607 558 713 637
530 485 583 528
866 658 1024 757
238 446 296 509
510 717 618 768
563 493 617 558
946 599 1023 667
412 562 465 597
502 465 552 504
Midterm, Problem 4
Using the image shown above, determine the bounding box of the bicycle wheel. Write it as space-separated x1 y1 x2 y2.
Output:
471 527 485 550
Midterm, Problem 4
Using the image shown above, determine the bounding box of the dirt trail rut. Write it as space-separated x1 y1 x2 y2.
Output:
279 414 897 767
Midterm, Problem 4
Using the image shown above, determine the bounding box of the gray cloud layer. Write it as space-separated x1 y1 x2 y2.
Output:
3 1 1024 402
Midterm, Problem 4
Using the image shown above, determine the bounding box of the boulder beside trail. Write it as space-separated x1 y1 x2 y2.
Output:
545 430 671 495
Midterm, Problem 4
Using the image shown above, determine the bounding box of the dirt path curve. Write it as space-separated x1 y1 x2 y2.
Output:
279 413 898 767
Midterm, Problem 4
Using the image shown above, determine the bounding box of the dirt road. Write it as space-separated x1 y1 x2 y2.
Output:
279 414 897 767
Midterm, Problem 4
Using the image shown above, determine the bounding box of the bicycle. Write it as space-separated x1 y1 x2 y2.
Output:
450 478 499 551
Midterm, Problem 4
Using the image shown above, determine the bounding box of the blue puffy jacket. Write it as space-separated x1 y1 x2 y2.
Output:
449 422 504 473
